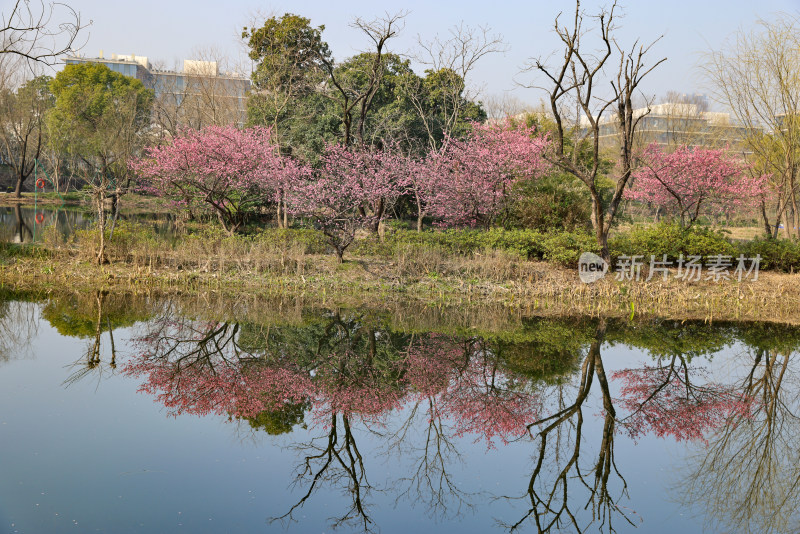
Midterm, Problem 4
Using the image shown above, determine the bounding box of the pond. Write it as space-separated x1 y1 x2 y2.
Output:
0 206 179 244
0 291 797 533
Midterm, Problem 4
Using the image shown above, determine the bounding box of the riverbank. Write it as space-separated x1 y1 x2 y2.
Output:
2 241 798 324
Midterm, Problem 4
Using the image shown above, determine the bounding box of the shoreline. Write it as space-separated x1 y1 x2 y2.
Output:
2 250 798 325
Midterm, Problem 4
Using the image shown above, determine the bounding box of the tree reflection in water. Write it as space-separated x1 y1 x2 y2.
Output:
115 304 800 533
0 292 39 362
505 319 633 533
43 291 151 386
678 324 800 534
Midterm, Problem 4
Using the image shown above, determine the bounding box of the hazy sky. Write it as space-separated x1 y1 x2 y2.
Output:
56 0 800 110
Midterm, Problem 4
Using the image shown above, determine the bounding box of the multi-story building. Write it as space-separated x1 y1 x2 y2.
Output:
63 52 250 128
584 101 757 152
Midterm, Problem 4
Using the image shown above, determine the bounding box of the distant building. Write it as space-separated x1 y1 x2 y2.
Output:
583 101 758 152
63 52 250 128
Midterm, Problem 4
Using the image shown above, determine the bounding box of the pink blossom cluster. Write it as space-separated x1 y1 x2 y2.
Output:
286 143 411 235
403 337 541 445
130 122 551 247
123 327 543 444
417 121 550 228
611 365 754 443
131 125 304 232
626 143 768 224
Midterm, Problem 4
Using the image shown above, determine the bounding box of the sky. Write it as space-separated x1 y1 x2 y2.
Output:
50 0 800 111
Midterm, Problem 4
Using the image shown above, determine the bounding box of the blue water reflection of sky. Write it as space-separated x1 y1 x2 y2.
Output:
0 309 751 533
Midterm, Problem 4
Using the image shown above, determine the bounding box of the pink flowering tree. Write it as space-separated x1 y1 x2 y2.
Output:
286 143 411 262
419 121 549 229
626 143 768 227
404 336 542 447
612 356 754 443
131 125 301 234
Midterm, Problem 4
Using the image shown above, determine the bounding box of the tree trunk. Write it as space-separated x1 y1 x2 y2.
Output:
13 173 24 198
13 204 31 243
590 190 610 262
369 198 385 234
108 192 120 240
96 189 108 265
760 199 772 237
378 220 386 242
792 185 800 238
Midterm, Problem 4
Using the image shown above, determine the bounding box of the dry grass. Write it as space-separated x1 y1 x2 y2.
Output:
3 238 800 325
2 220 799 324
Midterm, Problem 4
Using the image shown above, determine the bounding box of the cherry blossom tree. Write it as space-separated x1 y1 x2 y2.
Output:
420 120 549 228
612 355 754 443
626 143 768 227
286 143 411 262
132 125 302 234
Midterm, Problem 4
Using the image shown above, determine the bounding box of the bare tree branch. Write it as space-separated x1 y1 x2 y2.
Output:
1 0 89 70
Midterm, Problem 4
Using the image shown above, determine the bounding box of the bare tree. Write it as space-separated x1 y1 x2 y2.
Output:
405 23 506 150
274 413 376 532
181 48 249 129
322 12 406 148
1 0 87 69
504 320 635 532
703 15 800 238
524 0 665 260
0 298 39 362
634 92 712 150
151 49 249 138
681 350 800 534
482 93 534 120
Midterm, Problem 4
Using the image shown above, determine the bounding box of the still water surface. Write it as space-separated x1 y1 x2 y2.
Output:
0 206 177 243
0 292 797 533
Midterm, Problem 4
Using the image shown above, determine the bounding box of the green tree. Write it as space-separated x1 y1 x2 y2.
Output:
243 13 332 226
243 402 309 435
329 52 426 151
243 13 331 150
47 63 153 263
0 75 53 196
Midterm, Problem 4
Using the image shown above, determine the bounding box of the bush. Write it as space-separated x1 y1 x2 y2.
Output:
739 237 800 272
508 175 593 232
610 222 736 262
351 228 549 260
251 228 328 255
540 231 599 266
349 227 597 267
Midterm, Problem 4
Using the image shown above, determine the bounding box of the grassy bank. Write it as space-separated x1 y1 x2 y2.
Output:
2 221 799 323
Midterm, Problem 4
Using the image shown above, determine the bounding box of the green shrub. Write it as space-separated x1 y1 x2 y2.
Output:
540 230 599 266
351 228 546 259
610 223 735 262
251 228 328 254
349 227 595 267
739 237 800 272
508 175 593 232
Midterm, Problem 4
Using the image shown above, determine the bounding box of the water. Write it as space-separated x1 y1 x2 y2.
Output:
0 292 798 533
0 206 178 243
